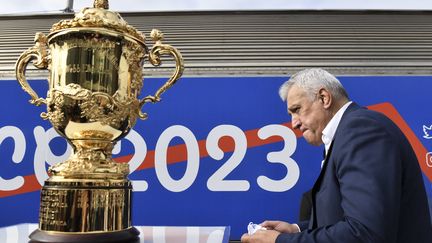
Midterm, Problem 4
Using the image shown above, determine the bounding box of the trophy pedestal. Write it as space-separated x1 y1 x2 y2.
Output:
29 176 139 243
29 227 140 243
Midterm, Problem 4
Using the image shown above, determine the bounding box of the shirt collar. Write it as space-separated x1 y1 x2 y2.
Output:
321 101 352 155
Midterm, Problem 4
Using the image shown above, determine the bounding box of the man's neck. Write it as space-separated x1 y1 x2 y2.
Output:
330 98 349 116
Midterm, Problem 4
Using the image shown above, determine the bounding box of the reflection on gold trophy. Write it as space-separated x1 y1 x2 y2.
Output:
15 0 184 242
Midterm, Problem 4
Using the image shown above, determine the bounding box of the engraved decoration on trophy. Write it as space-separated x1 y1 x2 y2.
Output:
15 0 184 242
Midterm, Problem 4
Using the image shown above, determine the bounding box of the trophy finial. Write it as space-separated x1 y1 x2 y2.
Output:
94 0 109 9
150 29 164 43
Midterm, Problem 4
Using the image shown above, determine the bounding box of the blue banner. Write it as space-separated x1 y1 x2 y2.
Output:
0 76 431 240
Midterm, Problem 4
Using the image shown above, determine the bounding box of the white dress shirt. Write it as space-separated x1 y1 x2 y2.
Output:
321 101 352 158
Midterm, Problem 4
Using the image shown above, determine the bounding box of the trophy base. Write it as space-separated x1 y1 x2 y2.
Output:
38 177 132 232
29 227 140 243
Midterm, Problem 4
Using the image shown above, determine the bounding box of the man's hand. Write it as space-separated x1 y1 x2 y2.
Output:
241 229 280 243
240 221 300 243
260 221 300 234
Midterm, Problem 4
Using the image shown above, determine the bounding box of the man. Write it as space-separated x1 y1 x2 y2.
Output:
241 68 432 242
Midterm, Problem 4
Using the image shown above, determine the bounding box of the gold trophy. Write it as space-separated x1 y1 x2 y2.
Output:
15 0 184 242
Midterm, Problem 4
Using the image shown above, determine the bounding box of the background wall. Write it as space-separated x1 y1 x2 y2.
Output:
0 10 431 241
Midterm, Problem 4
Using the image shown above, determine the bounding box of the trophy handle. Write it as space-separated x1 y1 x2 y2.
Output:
15 32 49 106
138 29 184 119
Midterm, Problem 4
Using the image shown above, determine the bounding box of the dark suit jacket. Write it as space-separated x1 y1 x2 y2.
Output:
298 189 313 222
277 103 432 242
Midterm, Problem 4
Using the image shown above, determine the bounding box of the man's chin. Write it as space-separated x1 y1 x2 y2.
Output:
304 136 322 146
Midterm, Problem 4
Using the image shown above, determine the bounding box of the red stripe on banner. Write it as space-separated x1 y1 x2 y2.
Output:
368 102 432 182
0 102 430 198
0 174 41 198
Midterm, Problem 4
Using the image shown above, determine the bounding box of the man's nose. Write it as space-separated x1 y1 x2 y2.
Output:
292 117 301 129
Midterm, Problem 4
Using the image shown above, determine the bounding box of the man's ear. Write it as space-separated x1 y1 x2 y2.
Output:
318 88 332 109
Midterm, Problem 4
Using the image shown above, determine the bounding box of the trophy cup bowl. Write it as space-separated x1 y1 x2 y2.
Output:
15 1 184 242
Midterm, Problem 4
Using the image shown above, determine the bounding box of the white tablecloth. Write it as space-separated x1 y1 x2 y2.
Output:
0 224 230 243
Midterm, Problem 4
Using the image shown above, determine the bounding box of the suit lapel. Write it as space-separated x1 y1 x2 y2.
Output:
310 142 333 228
311 102 361 194
308 102 362 229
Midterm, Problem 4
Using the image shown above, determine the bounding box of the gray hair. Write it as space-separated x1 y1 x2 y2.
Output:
279 68 349 102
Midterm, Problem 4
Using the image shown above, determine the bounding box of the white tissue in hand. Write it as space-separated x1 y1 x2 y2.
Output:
247 222 267 235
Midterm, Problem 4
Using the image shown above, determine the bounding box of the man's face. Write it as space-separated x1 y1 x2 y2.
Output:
286 85 329 146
